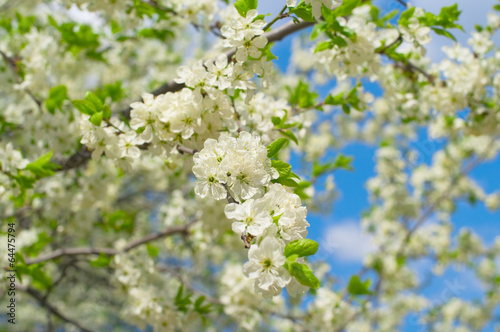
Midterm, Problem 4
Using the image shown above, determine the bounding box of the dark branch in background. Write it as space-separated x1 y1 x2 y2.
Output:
394 0 408 7
376 34 437 85
55 19 314 171
25 219 197 265
56 146 92 171
396 138 498 257
18 285 95 332
121 19 314 119
0 49 43 109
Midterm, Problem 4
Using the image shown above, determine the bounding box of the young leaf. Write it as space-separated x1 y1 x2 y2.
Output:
89 111 103 126
89 112 102 126
175 285 192 312
289 2 316 22
347 275 372 295
90 253 112 268
85 91 103 112
102 105 112 119
45 85 68 114
280 130 299 144
284 239 319 258
72 99 96 115
234 0 258 17
285 262 320 289
25 151 61 178
271 160 292 178
267 137 288 158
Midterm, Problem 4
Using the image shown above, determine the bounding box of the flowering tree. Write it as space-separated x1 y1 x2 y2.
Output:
1 0 500 330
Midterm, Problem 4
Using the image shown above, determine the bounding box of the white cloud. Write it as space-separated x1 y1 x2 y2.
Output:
320 220 375 263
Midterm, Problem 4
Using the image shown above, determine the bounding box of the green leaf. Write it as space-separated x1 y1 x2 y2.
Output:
89 111 103 126
332 0 362 17
110 20 121 34
95 81 125 103
324 92 345 105
398 7 416 26
331 35 348 47
25 151 61 178
15 12 36 34
271 160 292 178
0 17 12 33
436 4 463 30
72 99 96 115
90 253 112 268
279 178 299 187
13 174 36 191
294 181 312 200
52 21 101 58
289 2 316 22
310 22 326 40
175 285 192 312
267 138 288 158
285 262 320 289
280 130 299 144
347 275 372 295
315 41 333 53
234 0 258 17
146 243 159 258
102 105 112 120
45 85 68 114
333 154 354 171
194 296 211 315
261 42 278 61
284 239 319 258
85 91 103 112
431 27 456 41
138 28 175 41
288 80 318 109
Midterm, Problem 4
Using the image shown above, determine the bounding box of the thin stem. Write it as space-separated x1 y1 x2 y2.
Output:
264 5 289 31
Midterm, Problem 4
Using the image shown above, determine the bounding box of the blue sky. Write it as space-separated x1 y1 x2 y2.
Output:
259 1 500 330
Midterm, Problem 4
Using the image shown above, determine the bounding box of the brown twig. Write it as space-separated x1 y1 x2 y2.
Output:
18 285 95 332
25 219 197 265
0 49 43 109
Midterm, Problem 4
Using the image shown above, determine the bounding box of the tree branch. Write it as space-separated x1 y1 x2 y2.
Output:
121 19 313 118
394 0 408 7
396 149 491 257
0 49 43 109
18 285 96 332
176 145 198 155
25 219 197 265
59 19 315 171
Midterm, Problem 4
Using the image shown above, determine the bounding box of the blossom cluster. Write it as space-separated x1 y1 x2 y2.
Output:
193 131 311 297
77 6 278 169
192 131 277 201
